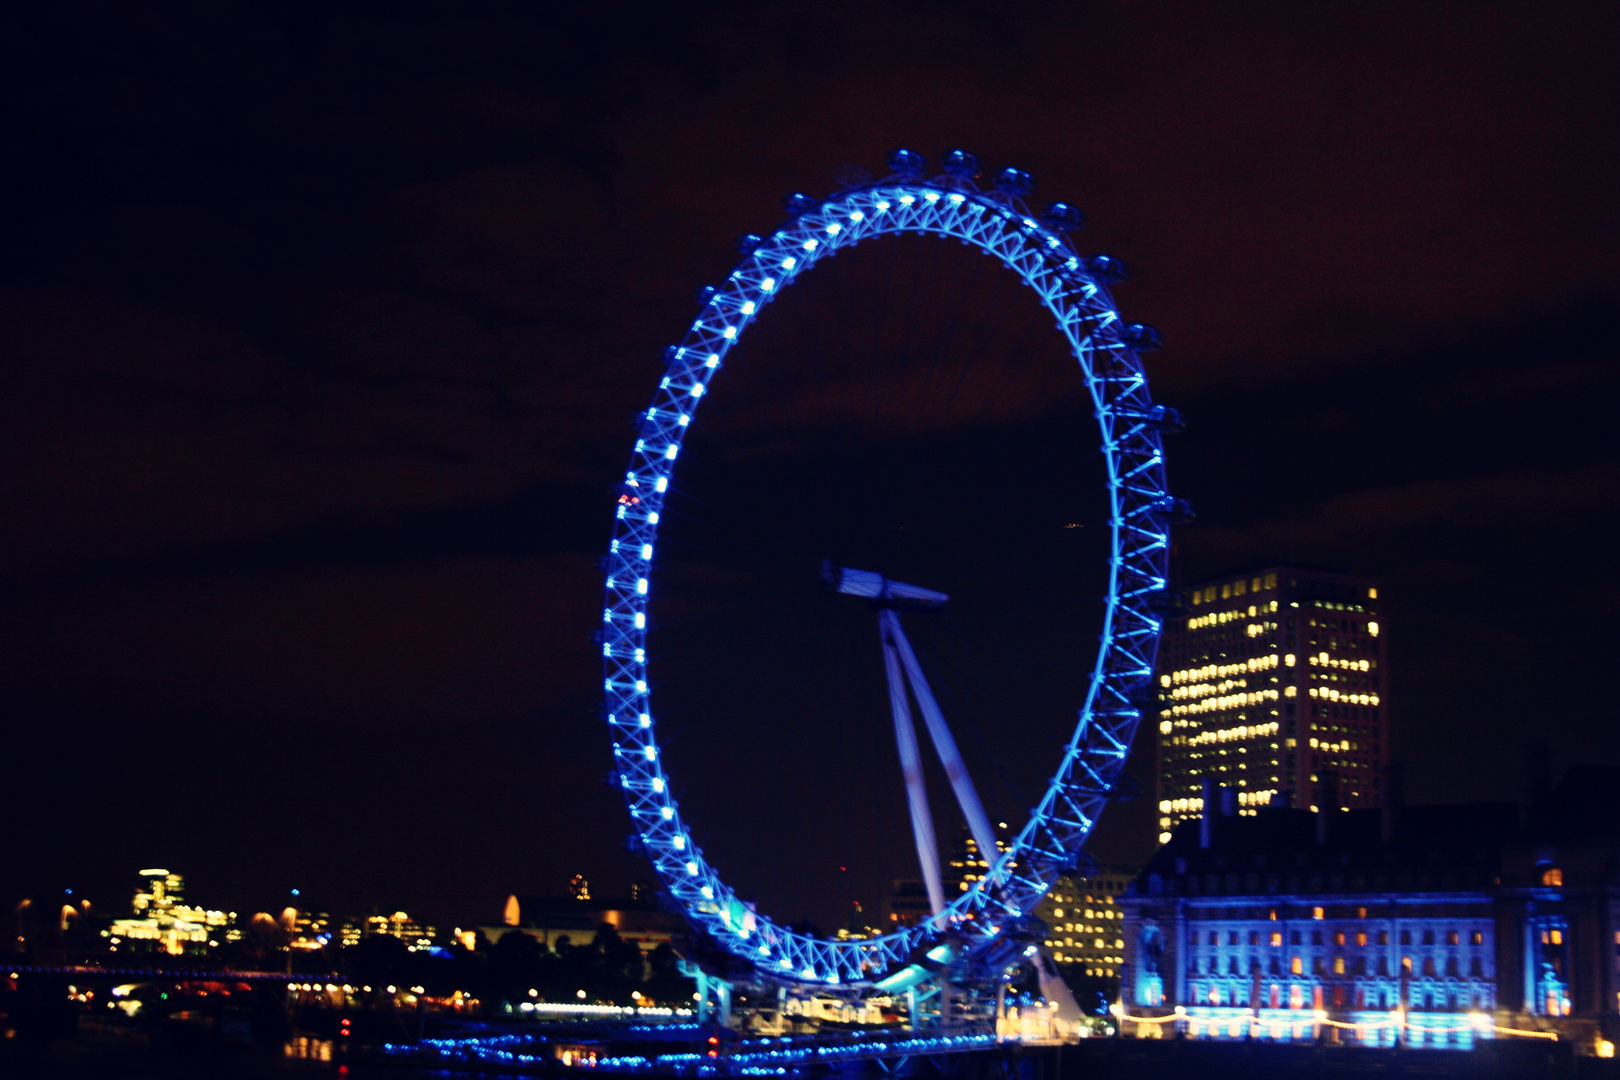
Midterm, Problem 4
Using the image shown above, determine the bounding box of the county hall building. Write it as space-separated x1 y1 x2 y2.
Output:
1119 769 1620 1054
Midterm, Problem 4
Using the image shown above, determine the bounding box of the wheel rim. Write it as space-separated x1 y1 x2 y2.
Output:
599 168 1174 987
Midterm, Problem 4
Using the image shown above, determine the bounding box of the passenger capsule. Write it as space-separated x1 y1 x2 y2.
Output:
993 167 1035 196
1145 404 1185 433
1084 254 1129 284
886 148 928 176
1040 201 1087 232
941 149 981 179
1151 496 1196 525
1122 323 1164 351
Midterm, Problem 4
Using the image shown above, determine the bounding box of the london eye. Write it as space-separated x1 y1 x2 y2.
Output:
599 148 1184 991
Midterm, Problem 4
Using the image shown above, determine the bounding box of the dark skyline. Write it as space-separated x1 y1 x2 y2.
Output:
2 2 1617 932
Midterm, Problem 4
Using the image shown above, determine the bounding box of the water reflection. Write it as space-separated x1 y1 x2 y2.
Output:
283 1035 333 1062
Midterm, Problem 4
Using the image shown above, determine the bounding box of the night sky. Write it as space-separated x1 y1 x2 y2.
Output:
3 2 1617 936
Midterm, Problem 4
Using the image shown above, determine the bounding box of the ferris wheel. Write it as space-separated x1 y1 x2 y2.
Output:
599 148 1185 990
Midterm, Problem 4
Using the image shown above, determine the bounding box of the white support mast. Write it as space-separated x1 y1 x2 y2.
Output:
880 609 946 916
825 563 1001 919
885 614 1002 872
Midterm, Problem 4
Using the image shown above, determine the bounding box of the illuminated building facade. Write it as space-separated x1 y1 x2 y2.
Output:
1033 866 1136 977
335 910 437 950
883 881 932 928
885 824 1016 929
287 907 334 951
1121 772 1620 1050
487 893 685 954
1156 567 1386 842
947 824 1014 899
104 869 233 955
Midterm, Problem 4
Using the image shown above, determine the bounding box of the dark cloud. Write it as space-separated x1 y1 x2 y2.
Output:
2 0 1616 929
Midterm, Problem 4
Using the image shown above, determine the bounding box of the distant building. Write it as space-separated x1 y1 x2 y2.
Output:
947 824 1013 899
882 880 932 929
1033 866 1136 978
104 869 233 956
488 893 684 954
881 824 1018 929
1119 770 1620 1050
338 910 437 951
1156 567 1387 842
286 907 333 952
835 900 881 941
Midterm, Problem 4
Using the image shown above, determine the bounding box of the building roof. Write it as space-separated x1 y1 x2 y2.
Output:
1130 802 1521 899
507 894 665 917
500 893 687 935
1179 563 1373 587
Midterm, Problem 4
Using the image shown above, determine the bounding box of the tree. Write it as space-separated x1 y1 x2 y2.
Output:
644 942 694 1006
593 924 646 1001
485 929 555 1003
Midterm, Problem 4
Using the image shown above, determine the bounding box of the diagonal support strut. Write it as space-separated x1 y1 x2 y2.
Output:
831 563 1001 918
880 611 946 917
884 610 1002 880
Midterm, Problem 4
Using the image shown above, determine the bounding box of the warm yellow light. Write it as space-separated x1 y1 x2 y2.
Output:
1367 621 1379 636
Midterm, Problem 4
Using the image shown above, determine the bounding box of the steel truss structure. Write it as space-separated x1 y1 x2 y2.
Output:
600 149 1180 989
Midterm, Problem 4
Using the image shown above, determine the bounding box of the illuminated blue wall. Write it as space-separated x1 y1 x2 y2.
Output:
1115 800 1588 1048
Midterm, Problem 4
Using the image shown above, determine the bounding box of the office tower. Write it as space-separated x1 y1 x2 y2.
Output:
946 824 1012 899
1033 866 1137 978
107 868 234 955
1154 567 1387 842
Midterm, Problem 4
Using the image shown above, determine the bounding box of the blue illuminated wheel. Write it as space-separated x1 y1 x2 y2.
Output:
600 150 1181 987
